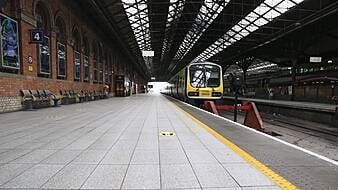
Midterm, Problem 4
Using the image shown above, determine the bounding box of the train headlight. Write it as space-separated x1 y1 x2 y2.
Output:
188 92 199 96
212 92 222 97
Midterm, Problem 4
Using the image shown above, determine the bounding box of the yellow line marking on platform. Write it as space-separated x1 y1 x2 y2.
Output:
169 100 298 190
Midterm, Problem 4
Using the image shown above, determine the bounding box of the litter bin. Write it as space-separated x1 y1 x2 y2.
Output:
23 98 33 111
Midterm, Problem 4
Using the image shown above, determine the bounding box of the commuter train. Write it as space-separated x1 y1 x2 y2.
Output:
165 62 223 104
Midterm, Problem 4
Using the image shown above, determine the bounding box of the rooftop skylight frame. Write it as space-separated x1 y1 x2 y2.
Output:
121 0 152 52
161 0 186 61
172 0 230 64
193 0 304 63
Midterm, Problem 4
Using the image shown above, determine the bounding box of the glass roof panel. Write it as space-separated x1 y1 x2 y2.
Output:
253 4 270 16
193 0 305 63
264 9 281 21
161 0 186 60
264 0 283 7
254 17 269 26
172 0 230 62
121 0 152 52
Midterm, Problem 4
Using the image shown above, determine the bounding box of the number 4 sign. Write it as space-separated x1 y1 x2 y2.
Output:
29 29 44 44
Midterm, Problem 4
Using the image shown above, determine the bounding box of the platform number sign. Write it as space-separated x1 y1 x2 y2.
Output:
29 29 43 44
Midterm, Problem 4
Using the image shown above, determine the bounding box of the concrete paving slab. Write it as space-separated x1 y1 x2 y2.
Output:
0 149 32 164
41 150 82 164
72 150 107 164
160 149 189 164
0 164 33 185
2 164 63 188
223 163 276 187
192 163 239 188
130 149 159 164
81 165 128 189
41 164 96 189
161 164 200 189
10 150 56 164
122 164 160 189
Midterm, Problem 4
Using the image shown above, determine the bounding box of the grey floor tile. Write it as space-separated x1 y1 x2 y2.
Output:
0 149 32 163
41 164 96 189
87 140 116 150
185 149 218 164
41 150 82 164
112 140 138 150
10 150 56 164
122 164 160 189
211 149 246 163
101 149 133 165
161 164 200 189
81 165 128 189
72 150 107 164
131 150 159 164
0 164 33 185
192 164 239 188
223 163 276 187
160 149 189 164
159 139 182 150
2 164 64 188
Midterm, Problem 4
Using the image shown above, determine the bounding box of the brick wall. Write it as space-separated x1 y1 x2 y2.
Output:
0 97 22 113
0 0 147 113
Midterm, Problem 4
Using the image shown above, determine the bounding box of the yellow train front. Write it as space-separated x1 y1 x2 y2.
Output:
167 62 223 104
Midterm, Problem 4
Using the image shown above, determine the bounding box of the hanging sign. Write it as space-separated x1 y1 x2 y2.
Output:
309 57 322 63
29 29 44 43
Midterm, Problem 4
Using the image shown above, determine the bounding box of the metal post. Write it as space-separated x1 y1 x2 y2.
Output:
234 84 238 122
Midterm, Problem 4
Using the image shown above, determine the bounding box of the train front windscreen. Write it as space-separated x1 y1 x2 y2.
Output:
189 64 220 88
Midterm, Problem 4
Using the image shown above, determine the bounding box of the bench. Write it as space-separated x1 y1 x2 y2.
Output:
60 90 76 104
20 90 34 110
75 90 86 103
30 90 51 108
44 90 62 107
93 90 101 100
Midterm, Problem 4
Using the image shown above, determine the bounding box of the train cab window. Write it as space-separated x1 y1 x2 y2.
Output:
190 65 205 88
205 65 220 87
190 64 220 88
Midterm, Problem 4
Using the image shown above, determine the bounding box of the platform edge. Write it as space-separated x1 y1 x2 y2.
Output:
167 98 298 190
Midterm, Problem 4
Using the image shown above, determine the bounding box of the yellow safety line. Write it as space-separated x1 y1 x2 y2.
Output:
168 100 298 190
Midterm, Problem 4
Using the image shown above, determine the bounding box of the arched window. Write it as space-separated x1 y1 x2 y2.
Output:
92 41 98 82
35 2 51 76
83 36 89 82
55 16 67 79
72 28 81 81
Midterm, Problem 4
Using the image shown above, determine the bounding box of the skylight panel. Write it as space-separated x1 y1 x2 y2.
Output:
246 12 260 22
265 0 283 7
246 24 259 32
161 0 186 60
193 0 305 62
253 4 270 16
172 0 230 62
254 17 269 26
264 9 281 21
275 0 296 13
121 0 152 51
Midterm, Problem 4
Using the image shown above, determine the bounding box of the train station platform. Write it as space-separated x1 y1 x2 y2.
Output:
222 96 337 113
0 94 337 190
222 96 338 129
